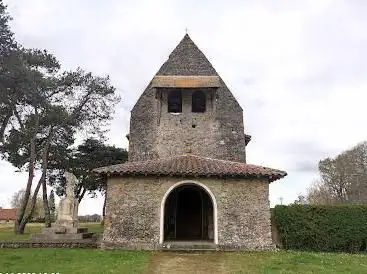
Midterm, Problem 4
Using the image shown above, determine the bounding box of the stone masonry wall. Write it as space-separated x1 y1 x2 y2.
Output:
217 178 273 250
128 84 159 161
157 88 217 158
129 81 247 163
213 79 247 162
102 176 272 250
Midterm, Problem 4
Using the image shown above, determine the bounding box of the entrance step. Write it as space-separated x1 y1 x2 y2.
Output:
77 228 89 234
82 232 94 239
162 241 218 251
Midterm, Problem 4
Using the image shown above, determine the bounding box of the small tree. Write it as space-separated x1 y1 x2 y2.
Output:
306 141 367 205
10 189 44 220
292 194 308 205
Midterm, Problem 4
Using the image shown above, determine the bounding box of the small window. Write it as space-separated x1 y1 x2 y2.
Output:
192 90 206 113
168 90 182 113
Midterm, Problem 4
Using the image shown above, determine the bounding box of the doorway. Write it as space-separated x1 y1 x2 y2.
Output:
163 184 214 242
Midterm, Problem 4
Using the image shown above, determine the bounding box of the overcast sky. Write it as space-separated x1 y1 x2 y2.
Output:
1 0 366 215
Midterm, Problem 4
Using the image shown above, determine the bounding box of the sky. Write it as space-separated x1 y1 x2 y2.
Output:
1 0 366 215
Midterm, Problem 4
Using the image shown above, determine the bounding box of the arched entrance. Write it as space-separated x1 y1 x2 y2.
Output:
160 181 218 244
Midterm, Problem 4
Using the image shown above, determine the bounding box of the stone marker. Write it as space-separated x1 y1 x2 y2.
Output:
31 172 93 241
54 171 79 232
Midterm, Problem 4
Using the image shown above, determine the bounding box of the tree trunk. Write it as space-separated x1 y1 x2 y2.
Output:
15 114 39 234
0 110 12 143
41 127 54 228
42 179 51 227
78 188 87 204
17 177 43 234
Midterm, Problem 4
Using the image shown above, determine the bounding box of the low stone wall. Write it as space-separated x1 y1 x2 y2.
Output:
0 239 98 248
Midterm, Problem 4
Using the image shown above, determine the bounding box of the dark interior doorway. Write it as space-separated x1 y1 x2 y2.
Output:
164 184 214 242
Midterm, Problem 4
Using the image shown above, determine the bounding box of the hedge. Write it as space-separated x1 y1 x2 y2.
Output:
272 204 367 252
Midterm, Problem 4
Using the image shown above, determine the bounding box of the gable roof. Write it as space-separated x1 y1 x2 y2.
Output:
0 208 16 220
131 34 244 113
93 154 287 183
157 34 218 76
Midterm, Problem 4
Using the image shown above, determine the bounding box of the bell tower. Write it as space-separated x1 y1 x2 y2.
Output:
128 34 250 162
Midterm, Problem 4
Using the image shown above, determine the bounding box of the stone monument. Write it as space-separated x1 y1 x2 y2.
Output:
31 172 92 240
54 171 79 232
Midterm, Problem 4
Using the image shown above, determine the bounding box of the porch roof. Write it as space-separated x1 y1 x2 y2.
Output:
93 154 287 183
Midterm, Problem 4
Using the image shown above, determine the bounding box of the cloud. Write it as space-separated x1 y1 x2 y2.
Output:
1 0 366 212
290 161 318 173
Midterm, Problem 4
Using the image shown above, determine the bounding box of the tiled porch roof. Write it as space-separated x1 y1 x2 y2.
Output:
93 154 287 183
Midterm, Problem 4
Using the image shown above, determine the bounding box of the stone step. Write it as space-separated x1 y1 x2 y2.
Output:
77 228 89 233
162 241 218 251
31 232 94 241
162 248 218 252
43 226 89 234
82 232 94 239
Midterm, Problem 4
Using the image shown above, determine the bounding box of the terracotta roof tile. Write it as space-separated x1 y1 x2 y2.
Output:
93 154 287 183
0 208 16 221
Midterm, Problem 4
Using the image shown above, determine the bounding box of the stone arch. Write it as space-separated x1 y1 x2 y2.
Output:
159 180 218 244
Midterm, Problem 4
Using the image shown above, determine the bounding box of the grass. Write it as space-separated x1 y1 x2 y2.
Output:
223 251 367 273
0 222 103 240
0 249 150 274
0 249 366 273
1 223 367 273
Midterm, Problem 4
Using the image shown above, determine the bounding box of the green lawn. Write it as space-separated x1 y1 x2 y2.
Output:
223 251 367 273
0 222 103 240
1 223 367 273
0 249 366 273
0 249 149 274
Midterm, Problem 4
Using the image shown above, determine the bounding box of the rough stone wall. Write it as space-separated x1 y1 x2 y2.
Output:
128 84 159 161
213 79 247 162
102 177 164 249
129 82 247 162
157 88 217 158
217 178 272 250
102 176 272 250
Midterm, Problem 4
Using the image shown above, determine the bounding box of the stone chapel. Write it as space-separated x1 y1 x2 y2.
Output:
94 34 287 250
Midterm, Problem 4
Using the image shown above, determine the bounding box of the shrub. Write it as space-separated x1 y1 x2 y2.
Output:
273 204 367 252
